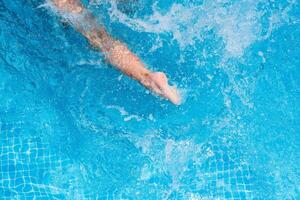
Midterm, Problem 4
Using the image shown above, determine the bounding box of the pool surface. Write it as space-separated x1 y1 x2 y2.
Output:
1 0 300 199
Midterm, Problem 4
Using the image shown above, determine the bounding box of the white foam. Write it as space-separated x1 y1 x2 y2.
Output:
258 51 266 63
41 0 100 32
106 105 143 122
106 0 297 58
107 1 245 55
139 164 152 180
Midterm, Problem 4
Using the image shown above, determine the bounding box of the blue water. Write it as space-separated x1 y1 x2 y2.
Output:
1 0 300 199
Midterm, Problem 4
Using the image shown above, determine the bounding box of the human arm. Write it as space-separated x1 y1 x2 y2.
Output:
51 0 181 104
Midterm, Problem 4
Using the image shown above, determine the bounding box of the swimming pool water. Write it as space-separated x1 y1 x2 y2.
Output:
0 0 300 199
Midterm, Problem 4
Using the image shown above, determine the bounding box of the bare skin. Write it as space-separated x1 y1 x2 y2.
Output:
51 0 181 104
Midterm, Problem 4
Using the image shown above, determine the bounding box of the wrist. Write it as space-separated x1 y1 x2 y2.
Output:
139 71 152 87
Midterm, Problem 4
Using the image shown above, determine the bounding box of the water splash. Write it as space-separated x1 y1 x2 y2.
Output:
106 0 295 57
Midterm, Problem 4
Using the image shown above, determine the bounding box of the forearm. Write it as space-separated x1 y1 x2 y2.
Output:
107 42 151 82
102 39 151 83
82 28 151 83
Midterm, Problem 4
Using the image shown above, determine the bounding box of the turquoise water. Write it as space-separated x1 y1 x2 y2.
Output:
0 0 300 199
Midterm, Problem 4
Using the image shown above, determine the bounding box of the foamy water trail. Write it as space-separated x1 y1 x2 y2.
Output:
106 0 297 57
40 0 100 32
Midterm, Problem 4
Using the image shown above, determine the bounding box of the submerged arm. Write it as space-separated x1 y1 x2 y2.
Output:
51 0 181 104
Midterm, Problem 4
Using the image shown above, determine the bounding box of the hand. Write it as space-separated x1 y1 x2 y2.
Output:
143 72 181 105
